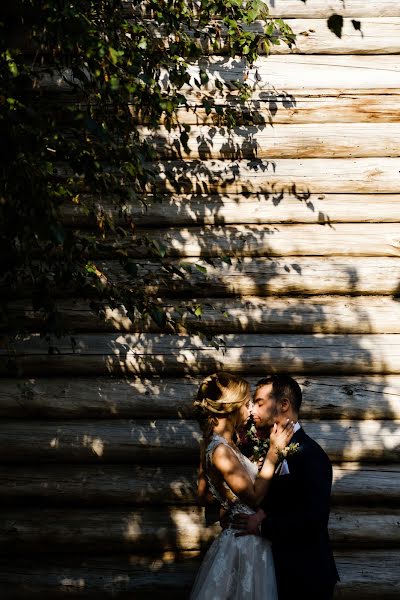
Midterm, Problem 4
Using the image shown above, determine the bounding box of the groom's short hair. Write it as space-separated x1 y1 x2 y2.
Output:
255 374 302 414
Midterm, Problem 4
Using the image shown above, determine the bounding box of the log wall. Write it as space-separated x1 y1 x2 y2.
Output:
1 1 400 597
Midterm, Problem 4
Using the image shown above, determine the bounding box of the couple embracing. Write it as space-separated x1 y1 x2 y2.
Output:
190 372 339 600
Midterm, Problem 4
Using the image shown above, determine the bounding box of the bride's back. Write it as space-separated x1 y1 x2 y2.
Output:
205 434 258 517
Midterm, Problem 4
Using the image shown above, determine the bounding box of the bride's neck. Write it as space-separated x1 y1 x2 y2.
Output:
212 418 235 443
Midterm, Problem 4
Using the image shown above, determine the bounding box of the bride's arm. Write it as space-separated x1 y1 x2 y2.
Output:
254 420 295 503
212 420 295 508
211 444 258 507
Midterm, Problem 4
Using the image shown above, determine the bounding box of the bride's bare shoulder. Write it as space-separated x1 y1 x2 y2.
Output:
211 442 244 472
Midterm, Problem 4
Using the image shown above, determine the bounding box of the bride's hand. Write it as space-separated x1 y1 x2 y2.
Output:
268 419 295 461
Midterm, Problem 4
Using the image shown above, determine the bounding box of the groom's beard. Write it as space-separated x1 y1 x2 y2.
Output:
266 405 280 430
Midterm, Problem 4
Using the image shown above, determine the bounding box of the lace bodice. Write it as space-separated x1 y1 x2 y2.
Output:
205 434 258 516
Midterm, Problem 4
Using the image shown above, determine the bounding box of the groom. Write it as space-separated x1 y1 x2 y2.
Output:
234 374 339 600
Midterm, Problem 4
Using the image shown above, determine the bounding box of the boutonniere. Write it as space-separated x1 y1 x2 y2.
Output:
237 416 300 465
276 442 300 463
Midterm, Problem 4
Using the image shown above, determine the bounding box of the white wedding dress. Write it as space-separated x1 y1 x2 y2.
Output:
190 434 278 600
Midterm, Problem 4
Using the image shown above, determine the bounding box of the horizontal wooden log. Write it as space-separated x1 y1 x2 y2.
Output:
0 553 197 599
152 158 400 194
120 1 400 19
14 230 387 271
10 222 400 261
0 553 199 599
1 375 399 419
6 296 400 336
107 256 400 296
16 18 400 56
20 224 400 260
7 0 400 21
140 18 400 56
40 57 400 95
330 508 400 547
6 257 396 299
53 158 400 193
28 91 400 125
331 464 400 505
212 18 400 55
0 419 398 463
2 332 400 376
76 191 400 229
86 223 400 258
1 507 399 552
15 14 400 57
264 1 400 19
162 93 400 125
181 56 400 93
0 419 202 464
60 194 400 226
141 123 400 160
0 464 398 506
2 550 399 599
333 550 400 599
273 18 400 55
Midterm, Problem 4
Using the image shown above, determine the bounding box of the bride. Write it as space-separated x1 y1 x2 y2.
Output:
190 371 294 600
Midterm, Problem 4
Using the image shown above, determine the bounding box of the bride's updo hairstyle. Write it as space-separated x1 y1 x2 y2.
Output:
194 372 250 439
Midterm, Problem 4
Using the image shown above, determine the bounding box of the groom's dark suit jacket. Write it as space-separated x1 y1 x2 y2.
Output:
260 427 339 599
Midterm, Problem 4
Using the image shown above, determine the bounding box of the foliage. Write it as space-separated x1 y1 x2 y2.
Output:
0 0 295 339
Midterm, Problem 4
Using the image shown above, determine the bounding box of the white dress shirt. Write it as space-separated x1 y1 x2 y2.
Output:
276 422 301 476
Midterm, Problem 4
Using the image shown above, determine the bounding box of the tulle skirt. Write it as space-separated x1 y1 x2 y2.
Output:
190 528 278 600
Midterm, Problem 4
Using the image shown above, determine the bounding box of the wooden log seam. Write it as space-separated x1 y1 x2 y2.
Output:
139 123 400 160
1 375 399 419
4 257 400 299
1 507 399 551
13 18 400 56
37 56 400 94
59 194 400 227
0 550 399 599
121 0 400 19
151 157 400 195
2 333 400 376
0 419 398 463
96 256 400 297
6 296 400 336
0 464 398 505
72 223 400 258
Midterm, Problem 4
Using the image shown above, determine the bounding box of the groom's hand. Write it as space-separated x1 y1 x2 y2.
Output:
219 507 230 529
232 509 266 537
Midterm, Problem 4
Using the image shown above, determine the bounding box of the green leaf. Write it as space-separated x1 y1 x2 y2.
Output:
194 305 203 317
85 262 97 275
149 304 166 328
195 264 207 273
199 70 209 85
124 261 138 276
108 47 119 64
152 239 167 258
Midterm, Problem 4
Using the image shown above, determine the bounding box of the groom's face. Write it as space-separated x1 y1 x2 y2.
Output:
251 383 280 429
